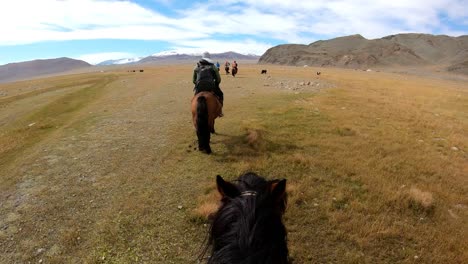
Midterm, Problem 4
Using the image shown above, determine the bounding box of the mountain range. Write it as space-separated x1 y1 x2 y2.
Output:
0 57 91 83
2 34 468 83
0 52 258 83
97 51 259 65
259 33 468 74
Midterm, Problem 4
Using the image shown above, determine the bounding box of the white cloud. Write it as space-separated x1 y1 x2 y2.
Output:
0 0 466 60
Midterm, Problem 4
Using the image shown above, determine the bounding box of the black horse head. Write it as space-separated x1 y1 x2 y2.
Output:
203 172 289 264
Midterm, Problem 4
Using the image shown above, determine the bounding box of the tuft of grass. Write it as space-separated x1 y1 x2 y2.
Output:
335 127 356 136
192 187 221 222
245 128 265 150
408 187 435 214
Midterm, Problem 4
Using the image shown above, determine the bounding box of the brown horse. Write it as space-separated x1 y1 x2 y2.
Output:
191 91 222 154
231 66 238 77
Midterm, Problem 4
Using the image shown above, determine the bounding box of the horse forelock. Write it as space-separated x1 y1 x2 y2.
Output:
207 173 289 263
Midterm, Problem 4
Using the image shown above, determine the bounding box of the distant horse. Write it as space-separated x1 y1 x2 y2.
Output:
201 172 289 263
261 69 267 74
225 66 230 75
316 71 321 75
232 66 238 77
191 91 222 154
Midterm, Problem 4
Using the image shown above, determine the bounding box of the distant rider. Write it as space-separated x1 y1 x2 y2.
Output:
193 52 224 116
232 60 238 70
224 61 230 74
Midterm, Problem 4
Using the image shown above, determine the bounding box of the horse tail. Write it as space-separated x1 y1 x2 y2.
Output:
196 96 212 154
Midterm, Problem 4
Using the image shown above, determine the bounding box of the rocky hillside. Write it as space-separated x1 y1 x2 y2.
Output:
259 34 468 73
0 57 91 83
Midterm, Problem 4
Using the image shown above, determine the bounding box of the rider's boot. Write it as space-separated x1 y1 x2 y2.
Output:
219 99 224 117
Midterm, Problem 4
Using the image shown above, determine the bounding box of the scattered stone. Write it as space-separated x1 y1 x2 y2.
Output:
451 147 459 151
414 256 419 259
177 205 183 210
37 248 46 255
313 203 319 207
417 140 424 143
447 209 459 219
28 123 36 127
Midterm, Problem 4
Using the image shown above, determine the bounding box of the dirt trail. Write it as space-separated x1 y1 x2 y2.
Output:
0 63 329 262
0 67 202 262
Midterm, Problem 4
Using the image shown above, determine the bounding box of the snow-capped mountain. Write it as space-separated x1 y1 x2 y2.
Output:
97 57 143 66
96 51 260 65
139 51 260 64
151 50 200 57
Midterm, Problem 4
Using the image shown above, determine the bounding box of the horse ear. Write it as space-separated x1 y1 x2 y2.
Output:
270 179 287 211
216 175 240 198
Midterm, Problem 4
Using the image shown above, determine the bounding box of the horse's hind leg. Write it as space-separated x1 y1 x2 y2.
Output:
209 119 215 134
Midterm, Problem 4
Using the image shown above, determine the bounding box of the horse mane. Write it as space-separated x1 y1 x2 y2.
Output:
203 172 289 264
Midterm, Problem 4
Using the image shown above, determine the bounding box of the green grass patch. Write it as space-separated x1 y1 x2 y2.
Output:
0 74 117 186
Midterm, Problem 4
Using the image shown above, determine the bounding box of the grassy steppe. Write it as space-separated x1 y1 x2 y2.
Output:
0 65 466 263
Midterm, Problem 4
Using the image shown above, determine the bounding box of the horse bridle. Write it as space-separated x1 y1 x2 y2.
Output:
240 191 257 197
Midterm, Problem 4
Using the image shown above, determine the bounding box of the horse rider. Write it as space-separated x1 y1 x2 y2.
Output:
232 60 238 70
193 52 224 116
224 60 230 73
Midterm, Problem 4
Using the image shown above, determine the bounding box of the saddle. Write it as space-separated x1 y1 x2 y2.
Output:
194 88 222 103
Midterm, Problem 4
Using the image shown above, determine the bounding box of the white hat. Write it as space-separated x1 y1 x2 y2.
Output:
201 51 214 64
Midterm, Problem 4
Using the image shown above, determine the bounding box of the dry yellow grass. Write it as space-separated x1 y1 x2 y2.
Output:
0 64 466 263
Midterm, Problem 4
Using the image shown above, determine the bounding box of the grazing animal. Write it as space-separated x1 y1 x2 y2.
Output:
261 69 267 74
316 71 321 75
191 91 222 154
140 70 144 72
232 66 238 77
201 172 289 263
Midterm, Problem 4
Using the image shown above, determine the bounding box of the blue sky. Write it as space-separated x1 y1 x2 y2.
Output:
0 0 467 65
